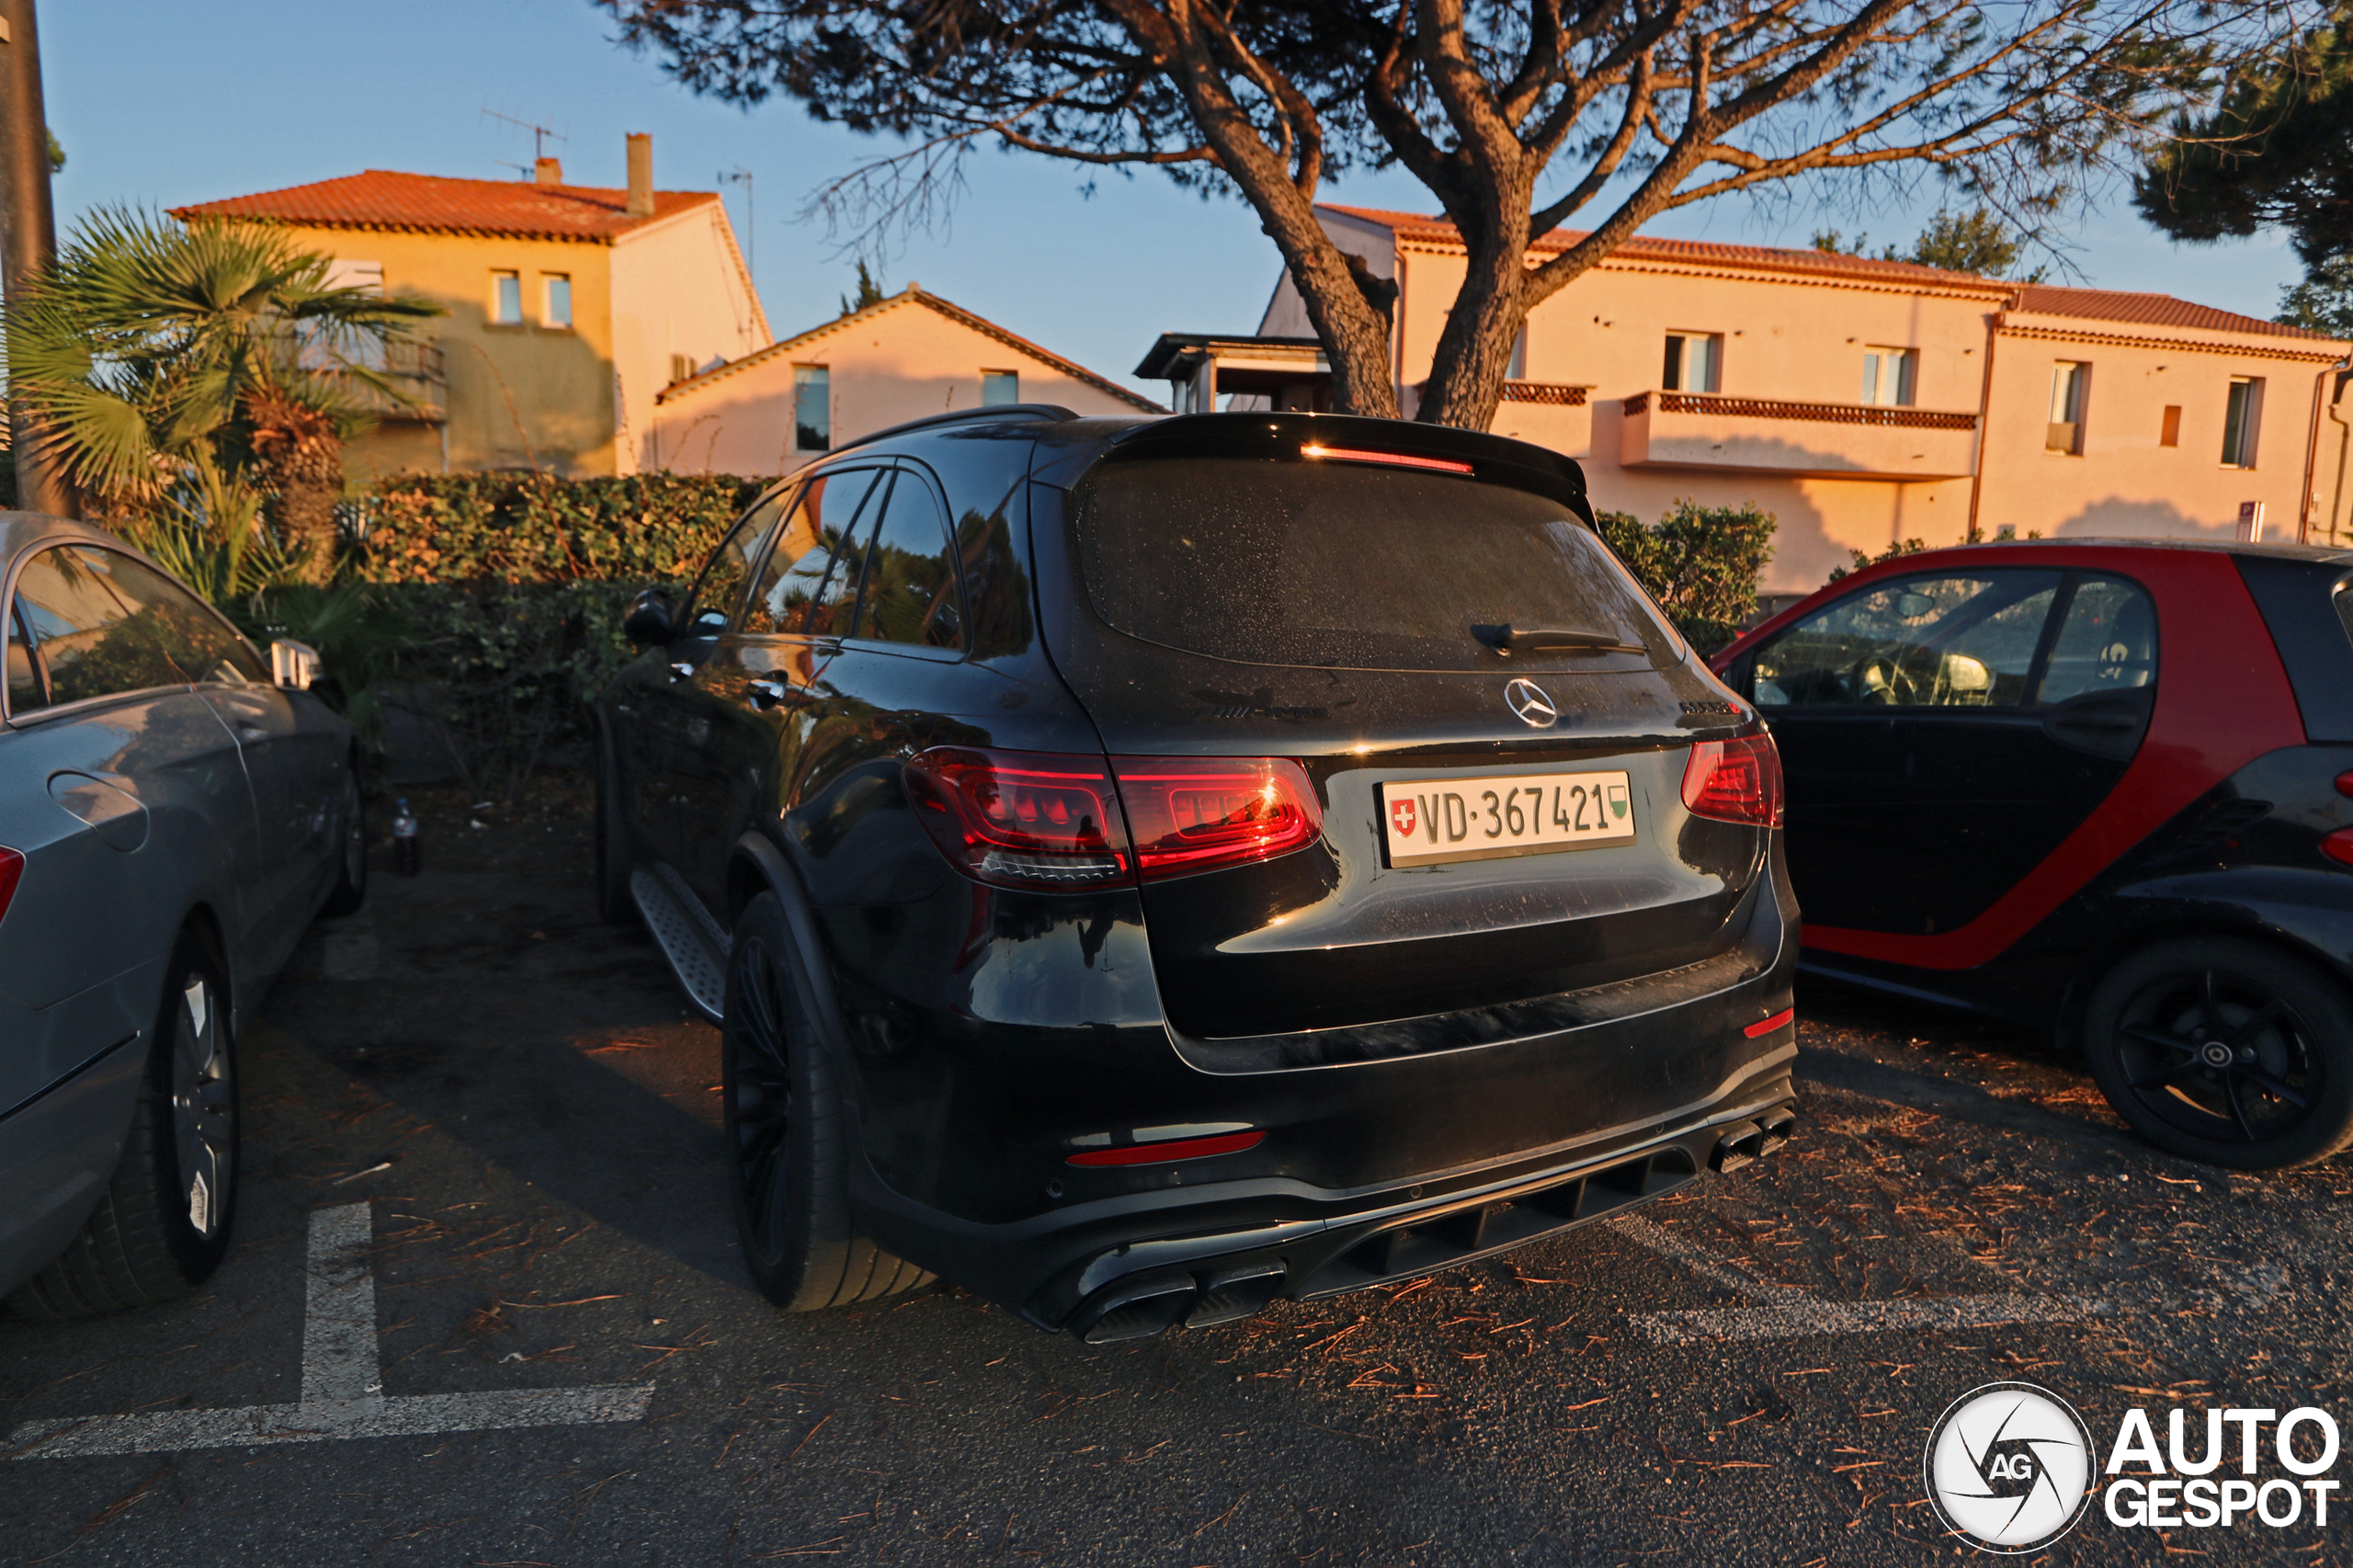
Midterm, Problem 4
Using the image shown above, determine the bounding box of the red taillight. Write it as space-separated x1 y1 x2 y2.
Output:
1110 756 1322 880
903 747 1131 891
1744 1006 1796 1039
2336 769 2353 800
0 846 20 925
1067 1131 1265 1166
1299 443 1475 475
2325 827 2353 868
1682 733 1784 828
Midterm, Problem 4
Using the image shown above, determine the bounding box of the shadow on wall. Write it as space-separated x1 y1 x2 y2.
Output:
2047 498 2245 543
346 296 619 478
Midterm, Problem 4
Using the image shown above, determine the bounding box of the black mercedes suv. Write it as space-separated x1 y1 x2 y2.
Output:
595 408 1799 1342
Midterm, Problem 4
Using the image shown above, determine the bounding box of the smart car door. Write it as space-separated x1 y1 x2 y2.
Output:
665 464 886 915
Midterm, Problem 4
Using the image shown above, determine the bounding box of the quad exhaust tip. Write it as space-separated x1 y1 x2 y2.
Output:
1711 1105 1798 1173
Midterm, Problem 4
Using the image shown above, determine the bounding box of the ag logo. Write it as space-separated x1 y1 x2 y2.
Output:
1924 1382 2094 1553
1390 797 1418 838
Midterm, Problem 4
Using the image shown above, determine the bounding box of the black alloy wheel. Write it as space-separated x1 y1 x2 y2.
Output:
322 763 369 916
721 892 931 1311
2085 937 2353 1171
8 929 241 1318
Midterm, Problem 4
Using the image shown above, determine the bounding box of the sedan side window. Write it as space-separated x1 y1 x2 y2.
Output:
2035 576 2156 703
850 469 963 650
7 600 44 711
743 467 885 637
12 545 220 707
1753 571 2063 709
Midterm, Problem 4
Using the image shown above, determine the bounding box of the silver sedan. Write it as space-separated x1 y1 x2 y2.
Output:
0 514 364 1315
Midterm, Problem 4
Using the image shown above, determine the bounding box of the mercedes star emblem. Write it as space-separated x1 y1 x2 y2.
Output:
1505 678 1558 729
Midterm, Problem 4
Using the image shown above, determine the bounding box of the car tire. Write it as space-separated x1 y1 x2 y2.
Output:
2084 937 2353 1171
7 929 241 1319
594 723 634 926
321 762 369 916
722 892 932 1311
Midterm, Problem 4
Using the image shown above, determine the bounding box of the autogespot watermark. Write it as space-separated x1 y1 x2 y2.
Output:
1922 1383 2342 1552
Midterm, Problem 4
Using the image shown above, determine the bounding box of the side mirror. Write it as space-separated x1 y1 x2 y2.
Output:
270 639 322 690
622 587 676 646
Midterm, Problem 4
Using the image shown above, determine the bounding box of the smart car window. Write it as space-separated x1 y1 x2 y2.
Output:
682 489 790 636
12 545 215 706
2035 576 2156 704
1753 572 2062 708
850 470 962 650
744 466 884 637
1071 458 1674 671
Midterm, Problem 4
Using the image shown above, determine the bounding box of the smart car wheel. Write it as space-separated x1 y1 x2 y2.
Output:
2084 937 2353 1171
721 892 931 1311
7 929 240 1319
322 762 369 916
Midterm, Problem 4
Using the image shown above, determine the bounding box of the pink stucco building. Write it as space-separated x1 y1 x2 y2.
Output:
1196 206 2351 592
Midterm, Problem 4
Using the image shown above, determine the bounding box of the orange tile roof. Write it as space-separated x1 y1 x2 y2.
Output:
1319 204 2008 290
2009 285 2325 342
171 169 719 243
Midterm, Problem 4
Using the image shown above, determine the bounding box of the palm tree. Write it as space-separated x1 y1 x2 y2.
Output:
4 205 439 585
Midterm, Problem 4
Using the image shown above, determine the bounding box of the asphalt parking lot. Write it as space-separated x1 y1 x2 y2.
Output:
5 781 2348 1566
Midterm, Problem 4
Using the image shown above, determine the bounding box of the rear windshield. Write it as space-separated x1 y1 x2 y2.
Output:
1069 458 1676 671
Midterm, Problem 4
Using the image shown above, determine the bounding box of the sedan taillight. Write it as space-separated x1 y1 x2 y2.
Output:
1109 756 1322 880
0 846 20 925
903 748 1131 891
1682 733 1785 828
2324 828 2353 868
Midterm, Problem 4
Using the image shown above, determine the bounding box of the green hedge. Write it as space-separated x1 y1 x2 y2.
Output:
1596 501 1778 655
351 472 764 585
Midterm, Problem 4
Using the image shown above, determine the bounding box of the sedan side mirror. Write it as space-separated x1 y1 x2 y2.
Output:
270 639 322 690
623 587 677 646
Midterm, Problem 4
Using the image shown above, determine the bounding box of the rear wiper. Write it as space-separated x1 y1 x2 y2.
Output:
1473 623 1646 656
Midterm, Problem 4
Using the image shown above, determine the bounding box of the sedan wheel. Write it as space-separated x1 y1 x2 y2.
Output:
2086 937 2353 1170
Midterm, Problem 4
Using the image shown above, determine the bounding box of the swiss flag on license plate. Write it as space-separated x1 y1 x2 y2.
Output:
1389 798 1418 838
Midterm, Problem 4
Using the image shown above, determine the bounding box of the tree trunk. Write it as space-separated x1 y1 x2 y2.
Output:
1414 187 1536 430
245 387 346 585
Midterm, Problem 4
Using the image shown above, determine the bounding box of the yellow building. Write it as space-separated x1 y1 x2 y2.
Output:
173 136 769 479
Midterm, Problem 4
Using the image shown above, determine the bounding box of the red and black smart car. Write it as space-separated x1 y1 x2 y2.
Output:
1711 539 2353 1169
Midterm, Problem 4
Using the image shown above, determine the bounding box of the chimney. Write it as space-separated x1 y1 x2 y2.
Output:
534 156 563 187
625 133 654 218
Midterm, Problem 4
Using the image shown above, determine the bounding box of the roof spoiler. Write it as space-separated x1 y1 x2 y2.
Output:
831 403 1079 457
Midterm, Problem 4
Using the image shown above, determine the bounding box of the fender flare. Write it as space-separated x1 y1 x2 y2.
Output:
729 831 854 1062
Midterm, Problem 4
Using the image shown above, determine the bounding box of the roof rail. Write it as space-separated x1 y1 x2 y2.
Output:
832 403 1078 456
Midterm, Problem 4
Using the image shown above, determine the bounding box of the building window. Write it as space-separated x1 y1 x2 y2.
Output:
2047 362 2087 454
981 369 1019 406
794 365 831 451
2160 405 2182 448
490 270 522 326
1662 332 1721 392
2222 377 2262 468
1860 347 1916 406
543 274 572 329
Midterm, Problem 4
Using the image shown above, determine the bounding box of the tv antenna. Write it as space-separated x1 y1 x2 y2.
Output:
718 165 755 276
482 103 568 171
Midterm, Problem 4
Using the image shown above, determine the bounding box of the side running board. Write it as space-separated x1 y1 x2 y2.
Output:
629 865 730 1023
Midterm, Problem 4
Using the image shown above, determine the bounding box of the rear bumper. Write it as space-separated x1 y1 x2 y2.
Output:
849 1040 1797 1337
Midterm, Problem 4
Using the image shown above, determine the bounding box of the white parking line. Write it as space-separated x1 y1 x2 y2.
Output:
7 1203 654 1460
1608 1213 2099 1345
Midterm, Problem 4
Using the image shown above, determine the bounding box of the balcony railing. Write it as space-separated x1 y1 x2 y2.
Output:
1619 389 1979 481
1501 381 1588 406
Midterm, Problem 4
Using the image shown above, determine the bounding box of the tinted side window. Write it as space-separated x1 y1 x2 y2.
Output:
2035 576 2156 703
683 489 790 635
744 467 884 636
852 471 962 650
1753 572 2062 709
7 600 42 712
13 546 220 706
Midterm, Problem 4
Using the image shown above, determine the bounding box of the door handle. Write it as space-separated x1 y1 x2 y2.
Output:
668 662 695 682
747 678 792 708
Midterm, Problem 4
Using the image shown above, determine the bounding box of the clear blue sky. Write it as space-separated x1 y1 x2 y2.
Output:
43 0 2311 399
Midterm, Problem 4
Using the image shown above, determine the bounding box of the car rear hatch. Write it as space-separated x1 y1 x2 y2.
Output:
1032 419 1774 1049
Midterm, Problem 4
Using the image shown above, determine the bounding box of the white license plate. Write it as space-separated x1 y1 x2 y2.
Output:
1380 772 1635 867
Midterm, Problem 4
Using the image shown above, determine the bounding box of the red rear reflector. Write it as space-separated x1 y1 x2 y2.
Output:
1067 1131 1265 1167
903 747 1131 891
1682 733 1785 828
2336 770 2353 801
1109 757 1322 880
1744 1006 1796 1039
0 846 20 926
2324 827 2353 868
1299 444 1474 475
